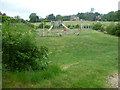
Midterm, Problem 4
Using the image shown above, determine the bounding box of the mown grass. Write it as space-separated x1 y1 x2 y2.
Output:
3 28 118 88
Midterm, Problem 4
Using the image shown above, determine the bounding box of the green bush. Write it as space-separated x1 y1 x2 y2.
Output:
2 22 49 71
92 22 103 30
38 23 44 28
25 23 35 28
45 25 50 29
69 25 75 29
67 25 71 28
75 24 80 28
115 23 120 37
105 23 120 36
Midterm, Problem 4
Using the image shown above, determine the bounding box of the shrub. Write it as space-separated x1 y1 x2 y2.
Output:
75 24 80 28
38 23 44 28
25 23 35 28
105 23 120 36
115 23 120 37
45 25 50 29
92 22 103 30
2 22 49 71
67 25 71 28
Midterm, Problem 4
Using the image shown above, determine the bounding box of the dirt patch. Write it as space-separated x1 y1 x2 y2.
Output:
107 73 118 88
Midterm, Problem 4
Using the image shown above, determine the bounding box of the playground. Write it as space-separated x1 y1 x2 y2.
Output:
36 20 92 37
3 28 118 88
35 29 118 88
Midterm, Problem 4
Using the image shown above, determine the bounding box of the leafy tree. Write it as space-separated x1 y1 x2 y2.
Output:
76 12 98 21
14 15 20 19
2 13 6 16
63 15 71 21
101 11 119 21
46 14 55 21
56 14 63 20
29 13 39 22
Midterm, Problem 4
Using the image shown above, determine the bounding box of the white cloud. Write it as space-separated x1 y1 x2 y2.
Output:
0 0 119 20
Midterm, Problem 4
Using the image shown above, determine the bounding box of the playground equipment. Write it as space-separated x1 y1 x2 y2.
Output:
39 20 80 37
81 23 91 30
37 21 92 37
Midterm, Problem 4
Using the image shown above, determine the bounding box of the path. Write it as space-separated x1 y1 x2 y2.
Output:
62 62 119 88
107 73 118 88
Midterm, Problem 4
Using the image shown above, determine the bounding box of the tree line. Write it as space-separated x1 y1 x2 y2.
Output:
29 10 120 22
1 10 120 23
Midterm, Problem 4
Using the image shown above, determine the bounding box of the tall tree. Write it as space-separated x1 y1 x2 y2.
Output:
29 13 39 22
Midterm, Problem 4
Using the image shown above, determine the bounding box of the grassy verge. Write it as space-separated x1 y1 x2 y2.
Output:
3 65 62 88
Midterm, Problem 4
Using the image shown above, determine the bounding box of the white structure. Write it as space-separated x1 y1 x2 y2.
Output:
81 23 91 30
90 8 95 13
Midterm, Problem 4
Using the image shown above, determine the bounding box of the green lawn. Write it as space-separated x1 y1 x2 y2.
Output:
3 29 118 88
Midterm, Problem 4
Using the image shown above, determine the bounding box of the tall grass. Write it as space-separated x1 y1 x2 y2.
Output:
3 65 62 88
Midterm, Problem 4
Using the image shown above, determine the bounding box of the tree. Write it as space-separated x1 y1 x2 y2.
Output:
46 14 55 21
2 13 6 16
29 13 39 22
14 15 20 19
56 14 63 20
101 11 119 21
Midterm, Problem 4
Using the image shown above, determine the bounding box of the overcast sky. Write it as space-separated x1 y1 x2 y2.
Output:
0 0 119 20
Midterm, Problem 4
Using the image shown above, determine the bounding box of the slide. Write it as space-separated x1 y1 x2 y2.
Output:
48 25 53 31
62 23 70 30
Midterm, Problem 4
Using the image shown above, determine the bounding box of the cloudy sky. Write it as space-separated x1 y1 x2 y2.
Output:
0 0 119 20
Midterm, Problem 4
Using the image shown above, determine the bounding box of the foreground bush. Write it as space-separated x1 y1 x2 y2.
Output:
2 22 49 71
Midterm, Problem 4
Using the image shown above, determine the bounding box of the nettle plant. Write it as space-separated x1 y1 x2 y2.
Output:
2 22 49 71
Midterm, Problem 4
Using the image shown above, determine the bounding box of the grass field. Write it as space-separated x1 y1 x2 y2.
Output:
3 29 118 88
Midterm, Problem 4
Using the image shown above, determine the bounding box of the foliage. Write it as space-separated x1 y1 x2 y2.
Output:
29 13 39 22
101 11 119 21
1 15 26 23
56 15 63 20
76 12 98 21
115 23 120 37
67 24 80 28
46 14 55 21
45 25 51 29
67 25 71 28
62 15 71 21
2 22 49 71
38 23 44 28
105 23 120 36
25 22 35 28
38 23 50 29
92 22 103 30
75 24 80 28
